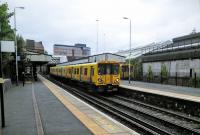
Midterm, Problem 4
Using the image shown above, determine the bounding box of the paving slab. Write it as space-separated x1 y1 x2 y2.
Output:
1 81 92 135
39 75 140 135
121 80 200 97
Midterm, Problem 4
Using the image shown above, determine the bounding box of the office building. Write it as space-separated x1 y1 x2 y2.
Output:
26 39 44 53
54 43 91 61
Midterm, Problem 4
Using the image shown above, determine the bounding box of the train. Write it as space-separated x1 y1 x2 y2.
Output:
50 61 120 92
120 64 134 80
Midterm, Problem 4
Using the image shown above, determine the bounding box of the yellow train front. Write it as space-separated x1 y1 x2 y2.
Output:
50 61 120 92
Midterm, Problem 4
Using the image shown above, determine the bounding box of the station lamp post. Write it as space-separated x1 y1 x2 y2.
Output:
123 17 132 84
14 6 25 85
96 19 99 54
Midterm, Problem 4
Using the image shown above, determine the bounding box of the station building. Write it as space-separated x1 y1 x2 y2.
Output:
141 32 200 84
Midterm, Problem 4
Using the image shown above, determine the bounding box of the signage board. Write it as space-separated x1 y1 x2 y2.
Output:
0 41 15 52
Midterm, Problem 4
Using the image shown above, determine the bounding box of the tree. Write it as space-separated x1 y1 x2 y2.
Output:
147 65 153 81
126 58 142 80
161 64 168 82
0 3 14 40
17 35 26 53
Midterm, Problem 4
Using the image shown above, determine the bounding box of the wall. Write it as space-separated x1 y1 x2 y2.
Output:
143 59 200 77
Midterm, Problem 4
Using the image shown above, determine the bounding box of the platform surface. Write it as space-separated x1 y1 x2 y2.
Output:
120 80 200 102
39 75 138 135
1 80 92 135
0 76 138 135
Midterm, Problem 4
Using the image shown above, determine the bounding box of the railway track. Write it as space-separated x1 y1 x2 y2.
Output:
44 75 200 135
97 95 200 135
113 95 200 124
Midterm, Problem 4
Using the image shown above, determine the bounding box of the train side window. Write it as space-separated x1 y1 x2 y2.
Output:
112 64 119 74
131 66 133 72
77 68 79 74
84 68 87 75
122 66 125 72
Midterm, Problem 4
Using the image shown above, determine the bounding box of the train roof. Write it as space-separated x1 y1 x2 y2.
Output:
52 61 120 68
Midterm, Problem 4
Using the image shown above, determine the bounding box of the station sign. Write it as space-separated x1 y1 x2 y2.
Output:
0 41 15 52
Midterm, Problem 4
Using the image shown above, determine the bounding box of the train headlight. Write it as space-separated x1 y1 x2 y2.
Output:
98 78 103 83
116 78 119 82
114 78 119 84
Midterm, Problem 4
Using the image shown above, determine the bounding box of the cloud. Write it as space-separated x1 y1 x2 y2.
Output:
2 0 200 55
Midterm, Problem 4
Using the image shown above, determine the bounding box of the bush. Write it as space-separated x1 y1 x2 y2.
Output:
147 65 153 81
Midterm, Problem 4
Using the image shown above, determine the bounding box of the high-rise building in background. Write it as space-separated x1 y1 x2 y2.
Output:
26 39 44 53
53 43 91 61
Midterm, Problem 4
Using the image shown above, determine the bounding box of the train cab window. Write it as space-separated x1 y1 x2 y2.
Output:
106 65 111 74
98 64 106 75
84 68 87 75
112 64 119 75
98 64 119 75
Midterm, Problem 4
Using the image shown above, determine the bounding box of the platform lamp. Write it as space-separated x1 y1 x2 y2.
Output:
96 19 99 54
14 6 25 85
123 17 132 84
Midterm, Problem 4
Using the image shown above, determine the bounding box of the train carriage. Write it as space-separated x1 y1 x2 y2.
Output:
120 64 134 80
50 61 120 92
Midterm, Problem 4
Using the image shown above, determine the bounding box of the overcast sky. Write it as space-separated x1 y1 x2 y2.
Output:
2 0 200 55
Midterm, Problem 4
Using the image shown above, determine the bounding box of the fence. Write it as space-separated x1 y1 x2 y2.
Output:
135 72 200 88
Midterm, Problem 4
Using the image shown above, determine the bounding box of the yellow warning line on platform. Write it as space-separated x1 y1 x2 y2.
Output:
39 75 109 135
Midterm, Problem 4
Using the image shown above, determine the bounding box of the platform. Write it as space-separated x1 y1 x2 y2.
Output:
0 75 138 135
120 80 200 103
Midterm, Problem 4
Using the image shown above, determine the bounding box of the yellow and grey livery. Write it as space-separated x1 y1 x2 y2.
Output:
50 61 120 92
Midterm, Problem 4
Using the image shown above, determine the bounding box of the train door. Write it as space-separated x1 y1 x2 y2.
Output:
80 67 82 81
98 64 105 84
90 66 94 83
71 67 73 79
121 66 125 79
61 68 63 77
107 64 112 84
83 68 88 82
77 68 80 80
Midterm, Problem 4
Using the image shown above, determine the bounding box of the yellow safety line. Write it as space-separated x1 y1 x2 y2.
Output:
0 78 4 84
39 76 109 135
